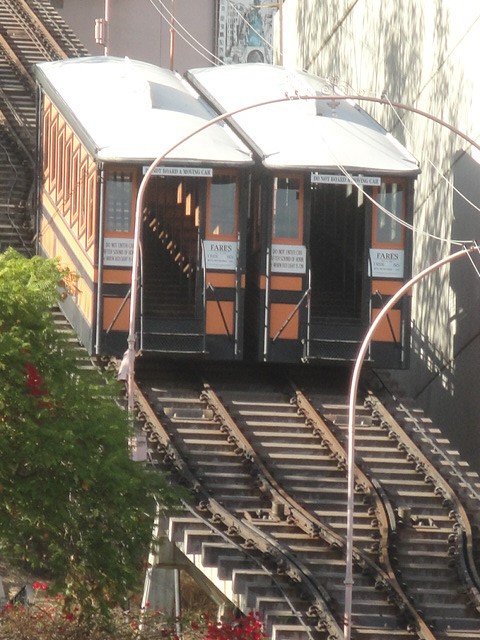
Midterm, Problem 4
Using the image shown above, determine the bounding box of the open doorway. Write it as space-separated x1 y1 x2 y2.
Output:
309 183 369 323
142 176 203 320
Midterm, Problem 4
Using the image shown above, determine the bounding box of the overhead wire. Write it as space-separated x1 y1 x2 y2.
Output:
146 0 224 66
142 3 479 245
147 0 280 70
312 113 475 247
337 159 474 247
301 90 476 248
127 4 478 250
152 0 226 65
383 94 480 216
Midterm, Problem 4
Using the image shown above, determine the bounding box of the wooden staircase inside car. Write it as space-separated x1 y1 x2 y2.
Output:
142 223 197 319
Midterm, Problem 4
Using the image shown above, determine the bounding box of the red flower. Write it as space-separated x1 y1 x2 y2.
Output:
24 364 46 397
24 363 53 411
32 581 48 591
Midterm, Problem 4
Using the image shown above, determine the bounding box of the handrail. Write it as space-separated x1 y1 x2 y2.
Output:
303 267 312 360
200 239 207 353
104 241 139 338
139 240 144 352
272 286 311 342
206 283 232 342
372 290 401 349
106 289 130 334
263 246 271 359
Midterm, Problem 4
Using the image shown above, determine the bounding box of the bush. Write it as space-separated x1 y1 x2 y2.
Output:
0 249 184 617
0 588 266 640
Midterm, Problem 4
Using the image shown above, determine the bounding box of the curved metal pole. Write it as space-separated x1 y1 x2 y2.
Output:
125 91 480 413
343 244 479 639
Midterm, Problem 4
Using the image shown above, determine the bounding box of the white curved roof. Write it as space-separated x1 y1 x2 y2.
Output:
186 64 419 175
35 57 252 165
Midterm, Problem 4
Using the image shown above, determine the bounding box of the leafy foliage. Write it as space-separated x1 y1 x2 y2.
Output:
0 249 182 616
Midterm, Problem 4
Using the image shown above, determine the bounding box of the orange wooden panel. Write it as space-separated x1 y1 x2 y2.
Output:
269 303 299 340
371 280 404 296
206 300 234 335
103 297 131 331
370 308 401 343
43 98 99 258
40 221 93 324
41 195 96 280
40 220 56 258
271 275 303 291
102 268 134 285
206 272 237 288
258 275 303 291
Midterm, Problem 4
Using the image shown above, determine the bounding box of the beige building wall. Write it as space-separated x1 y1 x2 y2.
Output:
53 0 216 73
279 0 480 470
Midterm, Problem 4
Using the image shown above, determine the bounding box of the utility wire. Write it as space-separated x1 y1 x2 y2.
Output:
338 159 473 247
314 115 474 247
151 0 225 65
383 94 480 216
148 0 277 67
147 0 224 66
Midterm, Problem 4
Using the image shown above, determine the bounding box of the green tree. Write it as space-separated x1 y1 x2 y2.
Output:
0 248 181 617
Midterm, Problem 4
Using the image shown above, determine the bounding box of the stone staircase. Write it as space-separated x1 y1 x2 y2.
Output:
168 515 313 640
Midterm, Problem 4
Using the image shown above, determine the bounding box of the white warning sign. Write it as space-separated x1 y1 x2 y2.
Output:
271 244 306 274
103 238 134 267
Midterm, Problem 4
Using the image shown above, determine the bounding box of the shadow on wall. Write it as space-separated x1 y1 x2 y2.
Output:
294 1 480 470
406 151 480 473
295 1 424 122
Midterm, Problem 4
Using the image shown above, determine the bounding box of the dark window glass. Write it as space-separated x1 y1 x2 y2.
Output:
209 175 236 237
106 173 133 232
375 183 403 244
273 177 300 239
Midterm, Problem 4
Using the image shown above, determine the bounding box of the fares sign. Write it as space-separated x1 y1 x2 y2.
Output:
369 248 404 278
203 240 238 270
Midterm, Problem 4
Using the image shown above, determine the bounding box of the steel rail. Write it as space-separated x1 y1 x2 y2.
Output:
293 387 435 640
133 380 341 639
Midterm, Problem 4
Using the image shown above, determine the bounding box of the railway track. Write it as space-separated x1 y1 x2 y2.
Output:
132 362 480 640
0 0 88 253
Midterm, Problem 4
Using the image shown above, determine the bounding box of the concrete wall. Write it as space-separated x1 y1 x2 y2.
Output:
54 0 216 73
279 0 480 471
